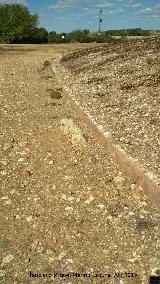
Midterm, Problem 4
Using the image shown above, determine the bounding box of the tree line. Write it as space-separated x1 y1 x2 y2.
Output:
0 3 151 44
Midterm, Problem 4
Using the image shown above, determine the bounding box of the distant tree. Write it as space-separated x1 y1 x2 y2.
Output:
105 28 150 37
61 32 67 37
29 27 48 43
48 32 66 43
49 31 57 36
0 3 38 43
66 29 91 43
83 29 90 34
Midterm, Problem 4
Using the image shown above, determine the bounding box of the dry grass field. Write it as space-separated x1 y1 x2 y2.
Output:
0 42 160 284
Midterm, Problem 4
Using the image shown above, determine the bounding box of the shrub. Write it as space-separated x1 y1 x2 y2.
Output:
121 35 127 40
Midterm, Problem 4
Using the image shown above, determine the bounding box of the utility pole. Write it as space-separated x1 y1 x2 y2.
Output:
98 8 103 34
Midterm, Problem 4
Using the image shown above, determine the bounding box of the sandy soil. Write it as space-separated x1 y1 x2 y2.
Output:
0 44 160 284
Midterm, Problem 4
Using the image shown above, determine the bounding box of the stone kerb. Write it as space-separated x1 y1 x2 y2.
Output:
52 58 160 208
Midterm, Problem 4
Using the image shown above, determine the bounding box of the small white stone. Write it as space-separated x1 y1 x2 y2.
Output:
65 206 73 212
140 201 147 206
64 175 72 181
1 160 8 166
57 167 62 170
107 215 113 221
15 215 20 220
34 197 40 201
21 151 27 156
37 246 43 253
46 249 53 255
58 252 66 260
10 190 16 195
5 199 12 205
104 131 111 138
129 212 135 216
18 157 25 162
1 171 7 176
97 203 105 209
140 215 144 219
26 216 33 222
98 125 104 131
49 257 55 262
3 254 14 263
129 258 136 263
18 142 25 147
113 174 125 188
0 270 6 277
61 194 67 200
1 196 9 200
32 224 37 229
130 184 137 190
85 195 95 204
68 196 74 201
66 259 73 264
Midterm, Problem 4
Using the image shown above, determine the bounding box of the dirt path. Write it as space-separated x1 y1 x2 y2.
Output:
0 46 160 284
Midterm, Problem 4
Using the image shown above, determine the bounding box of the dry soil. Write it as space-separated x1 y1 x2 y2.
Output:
0 44 160 284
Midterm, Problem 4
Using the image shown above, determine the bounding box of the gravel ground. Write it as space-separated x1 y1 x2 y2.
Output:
0 45 160 284
58 37 160 182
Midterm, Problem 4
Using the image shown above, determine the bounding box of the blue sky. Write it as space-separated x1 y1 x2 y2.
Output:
1 0 160 32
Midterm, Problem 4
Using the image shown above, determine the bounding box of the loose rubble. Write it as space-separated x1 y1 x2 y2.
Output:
0 44 159 284
58 36 160 183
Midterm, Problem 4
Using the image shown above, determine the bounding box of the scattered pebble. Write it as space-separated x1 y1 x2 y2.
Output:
3 254 14 264
18 157 25 162
58 252 66 260
0 270 6 278
5 199 12 205
26 216 33 222
1 170 7 176
48 160 54 165
85 195 95 204
65 206 73 212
